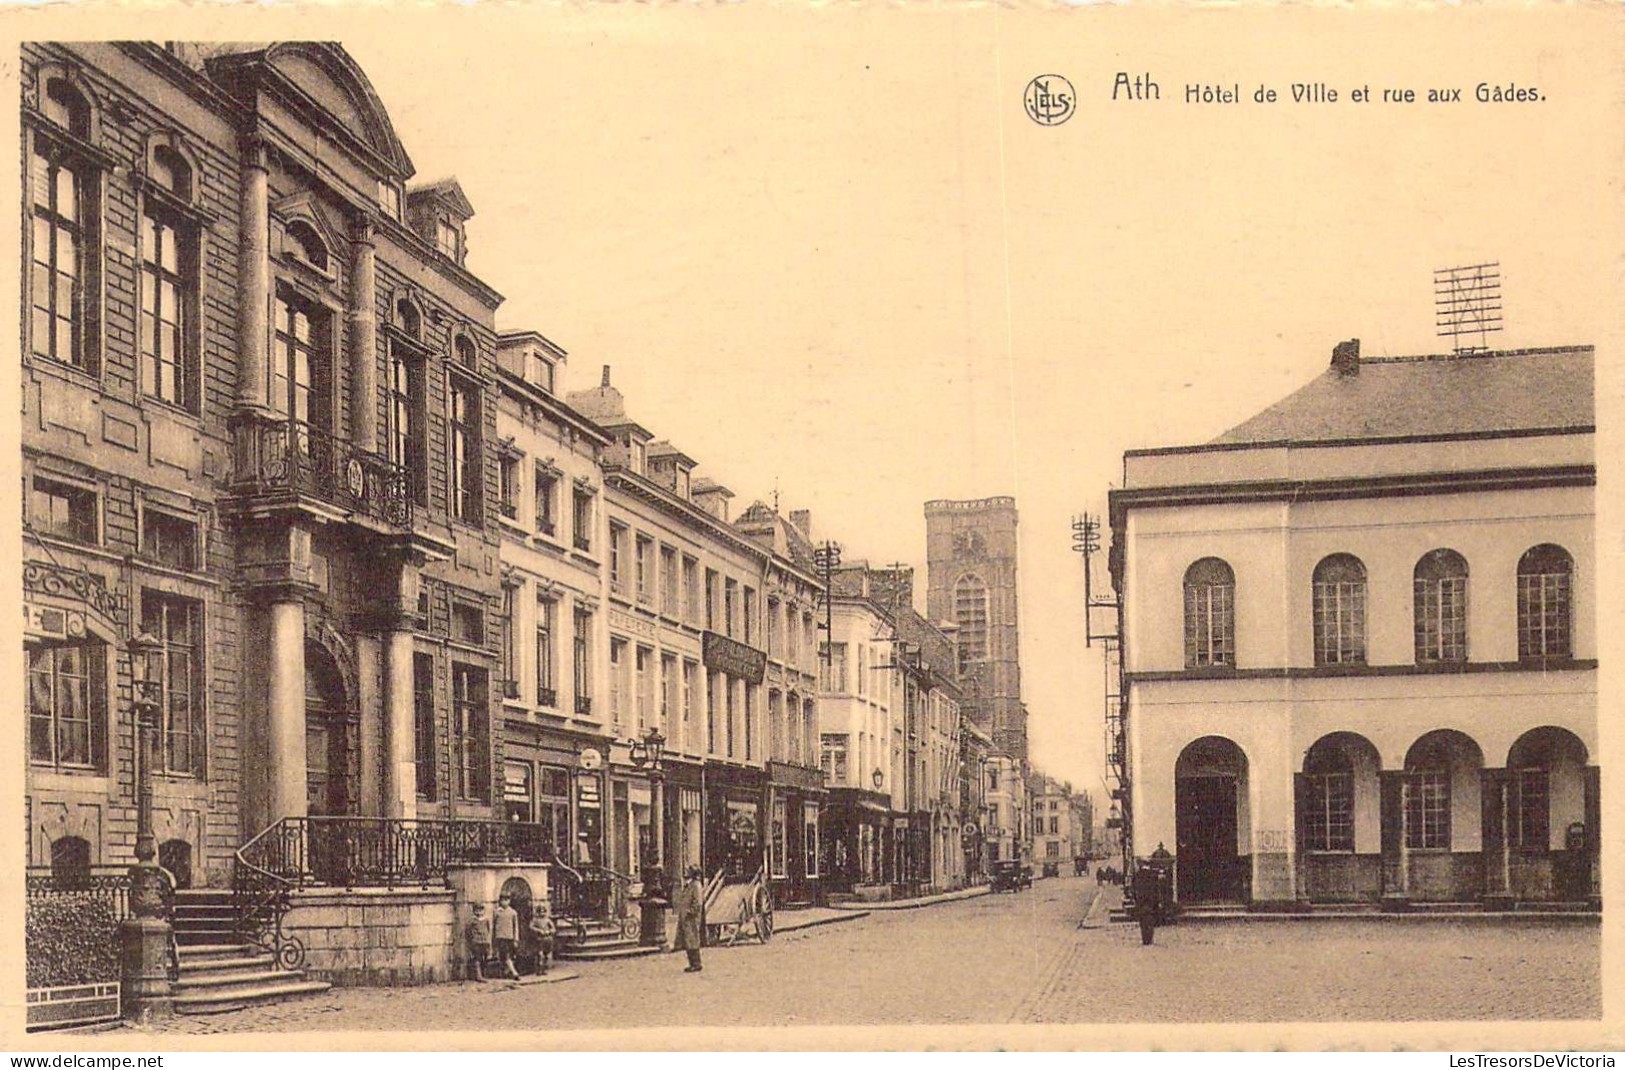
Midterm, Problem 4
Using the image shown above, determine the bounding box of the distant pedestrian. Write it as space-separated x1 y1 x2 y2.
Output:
674 866 705 973
466 902 492 982
493 893 522 979
528 897 557 976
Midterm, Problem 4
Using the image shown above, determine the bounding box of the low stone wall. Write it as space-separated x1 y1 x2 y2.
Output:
283 887 456 987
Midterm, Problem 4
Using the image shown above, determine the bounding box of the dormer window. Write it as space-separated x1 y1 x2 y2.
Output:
379 181 401 221
285 220 328 272
436 218 460 262
532 352 555 394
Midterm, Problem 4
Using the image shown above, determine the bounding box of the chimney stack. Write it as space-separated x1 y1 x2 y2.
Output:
1331 338 1360 377
789 509 812 539
601 365 612 388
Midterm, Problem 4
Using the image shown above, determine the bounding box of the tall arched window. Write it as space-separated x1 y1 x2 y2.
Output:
149 144 192 200
1183 557 1235 668
1517 544 1574 660
1312 554 1367 666
42 77 91 139
1414 549 1468 664
953 575 989 673
1302 744 1354 853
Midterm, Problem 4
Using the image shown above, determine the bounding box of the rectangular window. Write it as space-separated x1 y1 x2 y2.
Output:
498 456 519 520
744 684 755 762
706 672 718 754
448 375 482 524
786 611 799 669
140 205 197 411
413 652 436 800
388 348 427 505
31 148 86 370
768 690 783 761
635 536 654 606
1303 772 1354 852
142 592 203 776
1415 576 1468 663
435 218 459 261
1518 574 1573 660
724 580 738 638
820 733 849 784
572 489 593 553
1313 581 1367 666
767 600 780 659
609 639 628 725
272 291 331 430
705 570 719 631
609 524 628 595
30 475 96 544
501 587 516 687
635 645 652 730
535 596 556 707
28 640 106 772
743 587 756 646
142 509 198 571
539 765 572 859
824 643 849 692
1184 582 1235 668
534 467 557 536
660 545 679 615
682 557 699 625
725 678 737 758
770 797 788 879
682 661 698 752
1509 769 1550 850
572 607 592 715
804 613 816 667
804 802 820 878
452 662 489 802
451 602 484 646
661 653 678 731
1406 770 1451 850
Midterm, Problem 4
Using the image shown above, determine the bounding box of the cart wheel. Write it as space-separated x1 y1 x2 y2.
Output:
754 886 774 943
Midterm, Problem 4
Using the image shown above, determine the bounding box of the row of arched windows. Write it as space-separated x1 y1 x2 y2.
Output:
1182 545 1575 669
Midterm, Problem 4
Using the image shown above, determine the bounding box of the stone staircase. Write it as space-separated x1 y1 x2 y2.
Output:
554 917 661 963
170 889 330 1013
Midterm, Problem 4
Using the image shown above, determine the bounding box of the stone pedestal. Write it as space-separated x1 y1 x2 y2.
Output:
119 915 174 1023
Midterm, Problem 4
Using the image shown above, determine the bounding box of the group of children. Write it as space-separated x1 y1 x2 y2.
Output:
465 892 556 982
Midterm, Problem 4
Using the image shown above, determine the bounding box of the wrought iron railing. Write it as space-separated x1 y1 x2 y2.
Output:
26 866 179 983
231 415 411 528
538 686 558 709
575 695 592 716
236 817 555 890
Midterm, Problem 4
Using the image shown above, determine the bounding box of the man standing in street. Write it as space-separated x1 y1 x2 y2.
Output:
674 866 705 973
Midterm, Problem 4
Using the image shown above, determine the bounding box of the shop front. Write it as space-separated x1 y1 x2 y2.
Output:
500 723 611 868
766 761 825 907
704 762 768 881
820 788 894 893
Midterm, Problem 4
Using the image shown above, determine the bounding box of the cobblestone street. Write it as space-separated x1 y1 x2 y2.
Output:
132 877 1598 1036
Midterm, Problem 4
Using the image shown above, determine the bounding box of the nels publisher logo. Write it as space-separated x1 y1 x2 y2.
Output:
1024 74 1075 126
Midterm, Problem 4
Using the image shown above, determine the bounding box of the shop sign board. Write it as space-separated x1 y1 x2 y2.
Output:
702 630 767 684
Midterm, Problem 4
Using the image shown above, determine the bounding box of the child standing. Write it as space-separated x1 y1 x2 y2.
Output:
493 893 522 980
528 898 557 976
465 902 492 982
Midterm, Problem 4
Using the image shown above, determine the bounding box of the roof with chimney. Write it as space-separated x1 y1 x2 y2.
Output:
1212 344 1594 446
734 501 817 570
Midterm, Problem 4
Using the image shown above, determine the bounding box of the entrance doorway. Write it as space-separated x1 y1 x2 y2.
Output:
1175 736 1249 902
304 640 354 818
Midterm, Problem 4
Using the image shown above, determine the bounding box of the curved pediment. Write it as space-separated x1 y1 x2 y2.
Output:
212 42 414 180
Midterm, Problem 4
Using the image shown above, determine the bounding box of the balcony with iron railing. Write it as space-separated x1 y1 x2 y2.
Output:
230 413 412 529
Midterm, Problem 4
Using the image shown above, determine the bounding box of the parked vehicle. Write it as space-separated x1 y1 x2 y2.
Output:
990 860 1032 893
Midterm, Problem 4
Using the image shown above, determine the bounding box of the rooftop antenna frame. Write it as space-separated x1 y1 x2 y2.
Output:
1434 261 1504 356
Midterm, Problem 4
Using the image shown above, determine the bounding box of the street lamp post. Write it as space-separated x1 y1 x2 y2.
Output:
629 727 668 946
121 629 173 1022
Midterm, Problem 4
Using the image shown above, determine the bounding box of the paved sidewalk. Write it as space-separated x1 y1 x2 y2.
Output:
830 884 991 911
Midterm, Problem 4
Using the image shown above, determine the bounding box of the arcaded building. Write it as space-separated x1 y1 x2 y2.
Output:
1111 341 1597 908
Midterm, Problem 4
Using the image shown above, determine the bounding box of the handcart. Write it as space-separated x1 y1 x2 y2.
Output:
703 863 774 946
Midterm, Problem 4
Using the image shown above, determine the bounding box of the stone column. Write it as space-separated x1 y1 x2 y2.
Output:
348 219 378 453
382 627 418 819
237 136 271 411
267 598 308 821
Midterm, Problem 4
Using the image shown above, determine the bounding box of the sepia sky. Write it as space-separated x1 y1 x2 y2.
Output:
338 5 1616 799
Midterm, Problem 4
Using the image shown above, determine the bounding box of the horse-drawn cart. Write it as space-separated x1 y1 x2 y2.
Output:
703 863 773 946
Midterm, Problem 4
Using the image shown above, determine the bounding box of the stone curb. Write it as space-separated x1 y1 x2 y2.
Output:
1166 911 1601 925
830 885 991 911
774 910 871 933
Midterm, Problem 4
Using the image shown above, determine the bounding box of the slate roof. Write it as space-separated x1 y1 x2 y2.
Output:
1212 346 1594 446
